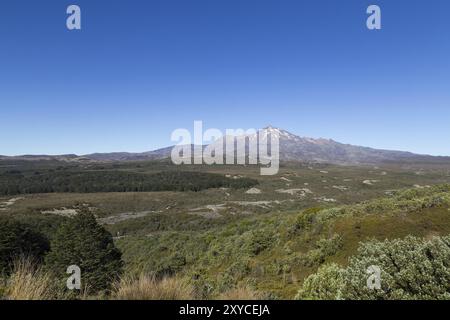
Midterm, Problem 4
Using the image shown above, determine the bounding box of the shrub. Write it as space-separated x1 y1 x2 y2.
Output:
296 235 450 300
227 259 251 279
289 208 322 236
301 235 343 267
186 270 215 299
295 263 345 300
247 230 275 256
6 214 68 242
0 219 50 275
341 235 450 300
45 212 123 295
155 252 187 278
315 185 450 223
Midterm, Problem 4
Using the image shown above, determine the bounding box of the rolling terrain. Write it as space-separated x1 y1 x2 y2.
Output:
1 131 450 299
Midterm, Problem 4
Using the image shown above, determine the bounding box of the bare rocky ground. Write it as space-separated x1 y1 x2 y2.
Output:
0 197 24 211
98 210 159 224
40 208 79 217
245 187 262 194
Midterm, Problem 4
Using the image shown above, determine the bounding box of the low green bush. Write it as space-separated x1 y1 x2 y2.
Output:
296 235 450 300
301 235 343 267
247 230 275 256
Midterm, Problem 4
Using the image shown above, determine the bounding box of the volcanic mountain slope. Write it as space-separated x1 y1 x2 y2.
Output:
180 126 445 165
249 126 429 164
1 126 448 165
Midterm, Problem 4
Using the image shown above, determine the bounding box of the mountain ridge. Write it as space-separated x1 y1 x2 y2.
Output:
1 127 449 165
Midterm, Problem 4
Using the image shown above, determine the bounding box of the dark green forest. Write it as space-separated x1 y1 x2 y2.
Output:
0 170 258 195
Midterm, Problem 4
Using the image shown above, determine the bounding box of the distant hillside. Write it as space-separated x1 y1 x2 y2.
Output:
83 126 450 165
2 127 450 165
250 126 448 165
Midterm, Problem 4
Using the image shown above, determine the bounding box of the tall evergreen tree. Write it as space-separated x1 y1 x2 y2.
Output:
45 212 123 295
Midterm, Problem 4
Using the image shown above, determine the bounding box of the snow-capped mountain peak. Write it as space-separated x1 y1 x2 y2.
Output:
259 126 301 141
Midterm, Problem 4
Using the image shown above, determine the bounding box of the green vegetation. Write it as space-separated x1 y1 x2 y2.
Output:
0 219 50 275
45 212 123 295
0 170 258 195
1 159 450 300
116 184 450 299
297 235 450 300
0 212 123 298
3 257 58 300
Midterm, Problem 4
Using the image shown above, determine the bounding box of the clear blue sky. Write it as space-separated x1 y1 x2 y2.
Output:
1 0 449 156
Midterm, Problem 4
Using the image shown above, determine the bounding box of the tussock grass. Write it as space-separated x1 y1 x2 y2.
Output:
114 274 194 300
217 285 263 300
4 257 55 300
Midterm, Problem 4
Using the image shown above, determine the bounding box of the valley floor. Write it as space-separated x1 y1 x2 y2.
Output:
1 160 450 299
